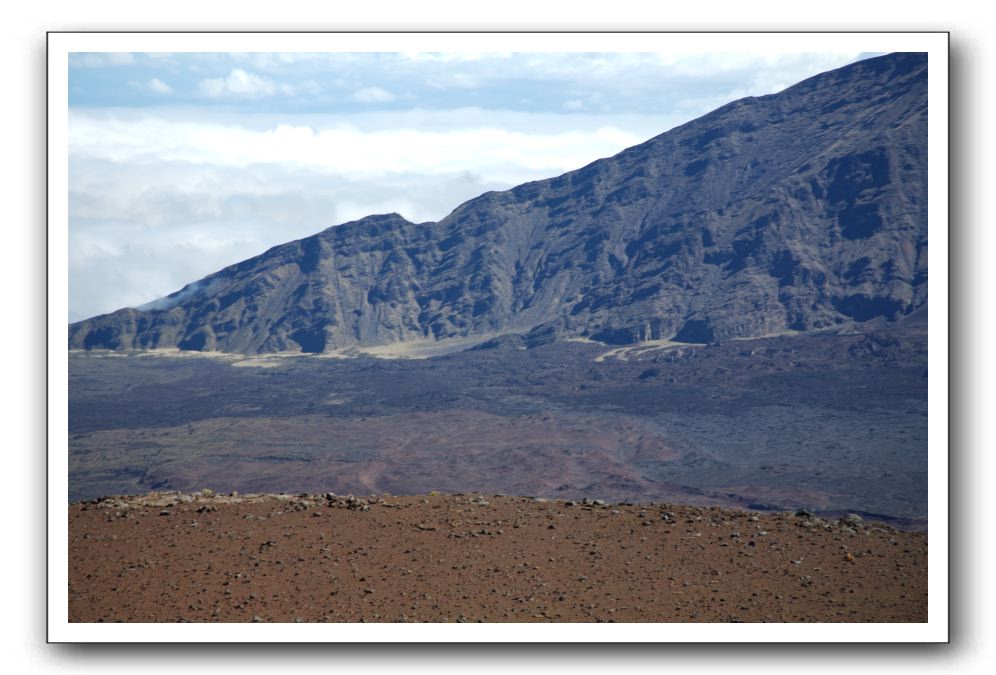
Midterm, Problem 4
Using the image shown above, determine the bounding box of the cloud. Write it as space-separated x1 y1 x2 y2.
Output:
351 86 396 103
136 78 174 94
198 69 279 98
68 107 662 319
68 159 519 319
69 111 649 179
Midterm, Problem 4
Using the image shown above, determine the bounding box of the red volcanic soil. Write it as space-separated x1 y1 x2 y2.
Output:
69 492 927 623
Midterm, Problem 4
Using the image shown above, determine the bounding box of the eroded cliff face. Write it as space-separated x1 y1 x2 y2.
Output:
69 53 927 354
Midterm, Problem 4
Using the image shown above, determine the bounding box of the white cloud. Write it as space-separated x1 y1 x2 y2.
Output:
198 69 278 98
68 107 663 319
70 112 649 181
146 78 173 94
68 159 518 319
351 86 396 103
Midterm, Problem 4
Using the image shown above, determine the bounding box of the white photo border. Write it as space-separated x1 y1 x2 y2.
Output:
47 31 949 643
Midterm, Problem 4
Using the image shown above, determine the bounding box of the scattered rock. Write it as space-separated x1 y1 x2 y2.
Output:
69 490 928 623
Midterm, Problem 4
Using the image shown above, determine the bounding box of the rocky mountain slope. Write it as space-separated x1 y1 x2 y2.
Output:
69 52 928 354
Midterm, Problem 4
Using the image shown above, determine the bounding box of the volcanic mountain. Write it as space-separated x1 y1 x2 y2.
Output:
69 52 928 354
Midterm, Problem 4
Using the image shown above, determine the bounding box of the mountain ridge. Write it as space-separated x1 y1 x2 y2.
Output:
69 52 928 354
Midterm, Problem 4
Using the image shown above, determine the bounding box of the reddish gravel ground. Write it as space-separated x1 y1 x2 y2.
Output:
68 491 927 623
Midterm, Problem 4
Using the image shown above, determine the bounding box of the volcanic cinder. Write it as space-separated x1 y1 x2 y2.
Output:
69 491 927 623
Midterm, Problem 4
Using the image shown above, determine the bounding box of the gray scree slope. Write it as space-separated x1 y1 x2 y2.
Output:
69 52 927 354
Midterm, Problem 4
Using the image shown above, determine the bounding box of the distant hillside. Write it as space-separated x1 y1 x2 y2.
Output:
70 52 928 354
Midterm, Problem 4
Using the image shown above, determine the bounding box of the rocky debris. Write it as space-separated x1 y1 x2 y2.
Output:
77 490 384 516
325 494 375 512
69 491 926 623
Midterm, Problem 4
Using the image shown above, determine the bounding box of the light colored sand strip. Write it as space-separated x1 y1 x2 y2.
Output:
594 339 700 363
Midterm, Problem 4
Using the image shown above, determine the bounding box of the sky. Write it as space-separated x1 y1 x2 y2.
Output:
68 50 880 322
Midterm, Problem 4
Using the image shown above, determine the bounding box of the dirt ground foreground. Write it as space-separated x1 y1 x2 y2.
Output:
69 491 927 623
